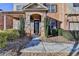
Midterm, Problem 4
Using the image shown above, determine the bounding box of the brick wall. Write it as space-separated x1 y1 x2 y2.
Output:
0 14 4 30
6 15 13 29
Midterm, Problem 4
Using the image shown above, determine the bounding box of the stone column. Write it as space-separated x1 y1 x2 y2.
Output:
3 14 6 30
64 15 68 30
30 22 34 35
25 13 31 36
40 13 46 40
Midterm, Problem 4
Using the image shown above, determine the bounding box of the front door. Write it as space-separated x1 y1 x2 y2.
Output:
34 20 39 35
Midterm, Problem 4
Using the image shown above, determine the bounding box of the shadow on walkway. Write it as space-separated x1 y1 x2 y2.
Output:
26 39 41 48
68 41 79 56
68 31 79 56
25 35 41 48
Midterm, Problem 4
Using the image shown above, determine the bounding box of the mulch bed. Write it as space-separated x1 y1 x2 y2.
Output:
0 36 31 56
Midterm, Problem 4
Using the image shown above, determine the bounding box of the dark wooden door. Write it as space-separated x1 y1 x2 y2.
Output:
34 20 39 35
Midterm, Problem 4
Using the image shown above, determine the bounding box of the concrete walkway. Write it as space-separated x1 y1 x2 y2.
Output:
20 36 79 55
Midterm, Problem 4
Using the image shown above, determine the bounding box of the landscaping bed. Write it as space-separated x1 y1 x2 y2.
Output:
0 29 20 48
45 36 75 44
0 28 31 56
57 29 79 41
44 28 79 43
0 36 31 56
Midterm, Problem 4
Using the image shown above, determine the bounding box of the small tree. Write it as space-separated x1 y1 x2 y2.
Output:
44 17 49 37
19 16 25 37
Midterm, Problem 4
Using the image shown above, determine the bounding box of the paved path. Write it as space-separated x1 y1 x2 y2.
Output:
21 42 78 52
19 35 79 56
20 37 79 55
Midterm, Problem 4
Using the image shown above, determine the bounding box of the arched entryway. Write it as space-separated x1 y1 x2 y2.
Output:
30 14 41 35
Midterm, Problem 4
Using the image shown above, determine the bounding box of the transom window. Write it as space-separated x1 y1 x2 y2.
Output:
73 3 79 7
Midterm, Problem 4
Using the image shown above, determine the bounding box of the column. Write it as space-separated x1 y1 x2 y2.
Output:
65 15 68 30
40 13 46 40
3 14 6 30
25 13 31 36
30 22 34 35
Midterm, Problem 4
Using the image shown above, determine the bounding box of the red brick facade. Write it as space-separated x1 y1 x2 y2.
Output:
0 14 4 30
0 3 79 31
0 15 13 30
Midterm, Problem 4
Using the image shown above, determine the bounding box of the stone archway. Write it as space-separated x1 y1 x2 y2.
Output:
30 14 41 35
25 12 46 39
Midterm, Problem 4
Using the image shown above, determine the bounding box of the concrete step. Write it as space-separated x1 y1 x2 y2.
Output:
20 51 69 56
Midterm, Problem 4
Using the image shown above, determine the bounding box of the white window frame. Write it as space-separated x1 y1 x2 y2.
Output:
69 22 79 31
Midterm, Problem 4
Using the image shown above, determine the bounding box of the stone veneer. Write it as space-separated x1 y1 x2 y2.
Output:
25 12 46 39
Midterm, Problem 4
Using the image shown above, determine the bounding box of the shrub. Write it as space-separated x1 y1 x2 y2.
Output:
19 16 25 37
0 30 8 48
58 28 75 41
57 28 63 36
51 29 58 36
62 31 74 41
68 31 79 41
6 29 20 41
0 29 20 48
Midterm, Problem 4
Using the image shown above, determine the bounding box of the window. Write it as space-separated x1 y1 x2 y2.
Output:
44 4 57 13
51 4 57 12
16 5 22 10
73 3 79 7
47 4 51 12
69 22 79 30
50 20 57 29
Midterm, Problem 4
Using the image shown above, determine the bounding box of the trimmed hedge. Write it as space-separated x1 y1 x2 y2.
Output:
0 29 20 48
0 31 8 48
6 29 20 41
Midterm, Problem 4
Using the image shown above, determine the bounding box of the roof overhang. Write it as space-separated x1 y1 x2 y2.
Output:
47 13 62 23
65 13 79 16
47 16 62 23
0 11 25 19
0 11 25 14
